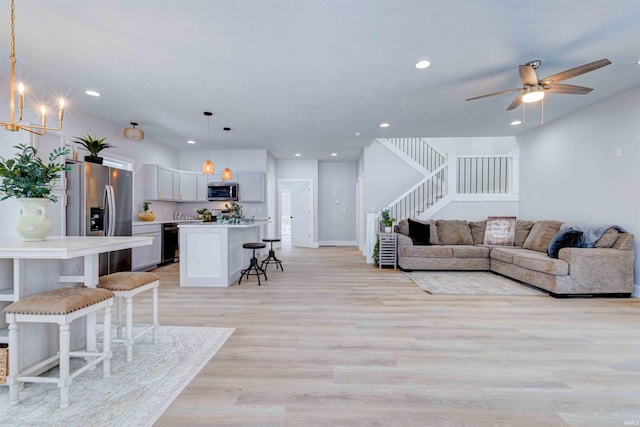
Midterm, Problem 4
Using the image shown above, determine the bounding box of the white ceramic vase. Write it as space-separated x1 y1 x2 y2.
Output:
384 226 392 233
16 198 53 241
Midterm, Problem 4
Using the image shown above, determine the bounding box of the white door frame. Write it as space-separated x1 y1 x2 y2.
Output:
278 178 315 248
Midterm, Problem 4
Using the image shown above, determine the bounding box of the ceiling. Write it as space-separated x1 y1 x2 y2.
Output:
3 0 639 161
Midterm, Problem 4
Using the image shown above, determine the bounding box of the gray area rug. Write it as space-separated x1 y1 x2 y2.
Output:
0 326 234 427
405 271 546 296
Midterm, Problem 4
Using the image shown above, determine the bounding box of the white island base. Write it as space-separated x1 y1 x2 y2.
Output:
178 222 264 287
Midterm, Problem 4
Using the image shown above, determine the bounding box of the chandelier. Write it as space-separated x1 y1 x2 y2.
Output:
0 0 64 135
221 127 232 181
202 112 215 174
123 122 144 141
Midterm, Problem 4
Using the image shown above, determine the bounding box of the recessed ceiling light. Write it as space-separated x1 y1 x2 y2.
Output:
380 123 390 128
294 153 301 157
330 153 338 157
415 60 431 69
354 132 362 136
187 140 196 144
510 120 522 126
85 90 100 97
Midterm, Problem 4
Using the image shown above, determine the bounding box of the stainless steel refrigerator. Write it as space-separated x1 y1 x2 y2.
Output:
66 162 133 275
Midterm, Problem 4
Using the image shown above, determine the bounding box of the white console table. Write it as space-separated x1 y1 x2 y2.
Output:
0 236 152 379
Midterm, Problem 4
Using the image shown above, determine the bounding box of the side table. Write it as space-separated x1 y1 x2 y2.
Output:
377 232 397 269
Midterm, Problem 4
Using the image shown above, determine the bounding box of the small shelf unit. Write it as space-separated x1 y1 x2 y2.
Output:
378 232 397 269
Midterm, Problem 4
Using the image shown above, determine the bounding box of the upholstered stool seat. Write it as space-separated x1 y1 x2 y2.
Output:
98 271 160 362
261 238 284 271
239 243 267 285
4 287 114 409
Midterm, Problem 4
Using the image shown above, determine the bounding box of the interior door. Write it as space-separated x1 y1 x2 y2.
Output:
290 182 312 247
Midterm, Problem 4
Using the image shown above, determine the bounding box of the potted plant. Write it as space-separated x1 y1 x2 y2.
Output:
72 134 114 164
380 208 396 233
0 143 70 240
138 201 156 222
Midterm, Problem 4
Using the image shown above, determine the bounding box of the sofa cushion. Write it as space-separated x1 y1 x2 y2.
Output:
436 220 473 245
547 228 584 258
490 247 519 263
512 251 569 276
522 220 563 252
397 219 409 235
594 227 619 248
613 233 634 251
408 218 430 245
398 219 439 245
515 220 535 247
400 245 452 258
451 245 490 258
469 220 487 245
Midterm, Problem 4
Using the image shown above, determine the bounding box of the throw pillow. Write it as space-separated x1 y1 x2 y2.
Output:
397 219 409 236
407 218 430 245
483 216 516 246
547 228 584 258
514 220 535 247
436 220 474 245
469 220 487 245
522 220 563 252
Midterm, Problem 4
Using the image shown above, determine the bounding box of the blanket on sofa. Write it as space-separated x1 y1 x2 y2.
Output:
560 223 625 248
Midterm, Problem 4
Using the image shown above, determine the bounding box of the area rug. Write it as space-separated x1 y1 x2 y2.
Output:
0 326 234 427
405 271 546 296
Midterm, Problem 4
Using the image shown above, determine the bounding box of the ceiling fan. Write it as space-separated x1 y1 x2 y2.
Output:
465 58 611 110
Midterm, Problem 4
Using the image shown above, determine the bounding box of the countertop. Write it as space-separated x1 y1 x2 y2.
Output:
133 220 203 226
178 220 269 229
0 236 152 259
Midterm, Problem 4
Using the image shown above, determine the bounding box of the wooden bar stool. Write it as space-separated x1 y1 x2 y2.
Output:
260 238 284 271
239 243 267 286
3 287 114 409
97 272 160 362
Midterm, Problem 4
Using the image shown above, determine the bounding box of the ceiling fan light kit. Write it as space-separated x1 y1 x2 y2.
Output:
466 58 611 113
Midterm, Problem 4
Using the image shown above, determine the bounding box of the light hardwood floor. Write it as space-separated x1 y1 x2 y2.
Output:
147 245 639 427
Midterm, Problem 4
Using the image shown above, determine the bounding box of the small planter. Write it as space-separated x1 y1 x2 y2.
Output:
84 155 103 164
384 226 392 233
138 212 156 222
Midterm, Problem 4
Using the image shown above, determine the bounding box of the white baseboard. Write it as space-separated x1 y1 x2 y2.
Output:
318 240 357 247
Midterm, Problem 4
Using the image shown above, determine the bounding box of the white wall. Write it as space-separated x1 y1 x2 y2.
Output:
318 162 357 245
426 136 518 155
518 86 640 296
277 159 319 246
430 201 519 221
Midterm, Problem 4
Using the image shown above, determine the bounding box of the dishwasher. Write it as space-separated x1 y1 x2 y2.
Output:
161 223 179 264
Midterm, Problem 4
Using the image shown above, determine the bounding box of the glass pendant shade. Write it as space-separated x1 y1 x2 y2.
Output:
222 167 233 181
202 159 215 175
522 86 545 103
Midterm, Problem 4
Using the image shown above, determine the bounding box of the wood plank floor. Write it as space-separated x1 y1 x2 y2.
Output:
144 245 640 427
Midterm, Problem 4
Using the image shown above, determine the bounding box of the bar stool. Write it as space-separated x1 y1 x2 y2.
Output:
239 243 267 286
97 271 160 362
261 238 284 271
3 287 114 409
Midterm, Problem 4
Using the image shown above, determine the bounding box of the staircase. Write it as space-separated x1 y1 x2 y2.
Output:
365 138 519 263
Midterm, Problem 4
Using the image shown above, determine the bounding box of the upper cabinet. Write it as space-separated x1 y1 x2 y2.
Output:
144 164 176 201
238 171 265 202
178 171 197 201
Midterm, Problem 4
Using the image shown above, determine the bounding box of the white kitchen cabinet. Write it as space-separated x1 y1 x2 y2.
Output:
197 173 210 201
143 164 177 201
237 171 265 202
179 171 197 201
132 224 162 271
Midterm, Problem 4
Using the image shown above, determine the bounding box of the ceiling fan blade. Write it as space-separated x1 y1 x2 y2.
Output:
465 88 523 101
519 65 538 85
540 59 611 85
506 93 525 110
545 84 593 95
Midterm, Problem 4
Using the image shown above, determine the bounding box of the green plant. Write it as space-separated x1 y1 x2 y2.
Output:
225 201 242 217
380 208 396 227
72 134 114 157
373 241 379 264
143 201 152 213
196 208 209 216
0 143 70 202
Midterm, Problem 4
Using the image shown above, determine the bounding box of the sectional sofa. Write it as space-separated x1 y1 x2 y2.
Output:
396 218 635 297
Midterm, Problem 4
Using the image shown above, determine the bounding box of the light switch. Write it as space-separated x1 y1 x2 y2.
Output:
614 147 622 157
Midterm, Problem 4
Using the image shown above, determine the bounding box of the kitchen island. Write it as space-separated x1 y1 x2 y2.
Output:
178 221 268 287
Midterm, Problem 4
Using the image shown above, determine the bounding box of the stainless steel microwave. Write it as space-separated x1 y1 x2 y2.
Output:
207 182 239 201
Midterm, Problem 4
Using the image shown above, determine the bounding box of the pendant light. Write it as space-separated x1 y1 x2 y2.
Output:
221 127 233 181
123 122 144 141
202 112 214 175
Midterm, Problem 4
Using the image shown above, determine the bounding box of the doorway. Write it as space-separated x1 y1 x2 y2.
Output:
278 180 313 248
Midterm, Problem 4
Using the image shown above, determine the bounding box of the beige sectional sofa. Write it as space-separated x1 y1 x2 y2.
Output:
396 218 635 297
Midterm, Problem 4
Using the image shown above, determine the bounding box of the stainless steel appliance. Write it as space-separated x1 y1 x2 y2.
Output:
207 182 239 201
161 223 179 264
66 162 133 275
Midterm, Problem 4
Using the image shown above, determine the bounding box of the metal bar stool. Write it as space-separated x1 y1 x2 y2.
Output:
261 238 284 271
3 287 114 409
239 243 267 286
97 272 160 362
